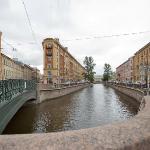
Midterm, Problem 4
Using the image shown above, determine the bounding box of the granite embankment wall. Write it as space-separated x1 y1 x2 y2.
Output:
108 84 144 102
36 83 90 103
107 84 146 111
0 84 150 150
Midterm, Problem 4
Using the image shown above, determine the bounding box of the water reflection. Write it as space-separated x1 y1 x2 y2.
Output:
3 84 140 134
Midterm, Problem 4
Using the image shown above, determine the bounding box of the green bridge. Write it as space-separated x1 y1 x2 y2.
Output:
0 79 37 134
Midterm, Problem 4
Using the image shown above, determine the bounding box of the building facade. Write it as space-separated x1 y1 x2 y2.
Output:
116 42 150 84
133 43 150 84
116 57 133 83
42 38 86 84
1 54 23 80
0 53 40 80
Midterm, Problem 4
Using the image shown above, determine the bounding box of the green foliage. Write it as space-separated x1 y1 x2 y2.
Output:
83 56 96 83
103 63 112 81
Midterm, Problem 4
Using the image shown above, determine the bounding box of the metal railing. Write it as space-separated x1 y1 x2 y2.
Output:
108 81 150 95
0 79 36 104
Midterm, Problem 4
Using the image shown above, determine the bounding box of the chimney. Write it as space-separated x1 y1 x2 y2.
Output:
0 31 2 52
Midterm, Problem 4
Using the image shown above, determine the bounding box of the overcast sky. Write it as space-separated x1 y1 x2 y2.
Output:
0 0 150 74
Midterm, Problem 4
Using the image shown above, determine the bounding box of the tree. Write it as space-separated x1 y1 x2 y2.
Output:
83 56 96 83
103 63 112 82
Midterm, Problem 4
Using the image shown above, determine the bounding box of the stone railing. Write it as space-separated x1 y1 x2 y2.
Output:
38 82 89 90
36 83 89 103
108 82 150 95
0 85 150 149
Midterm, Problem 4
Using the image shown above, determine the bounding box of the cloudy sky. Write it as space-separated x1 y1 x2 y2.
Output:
0 0 150 74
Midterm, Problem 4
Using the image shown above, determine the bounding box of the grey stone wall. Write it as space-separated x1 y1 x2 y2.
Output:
36 84 89 103
108 84 144 103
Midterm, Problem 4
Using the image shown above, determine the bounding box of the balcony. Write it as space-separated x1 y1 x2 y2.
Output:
46 44 52 49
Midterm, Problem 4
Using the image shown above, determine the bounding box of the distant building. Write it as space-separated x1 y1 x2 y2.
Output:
32 67 41 82
23 64 34 80
94 75 102 82
116 57 133 83
42 38 86 84
1 53 24 80
116 42 150 84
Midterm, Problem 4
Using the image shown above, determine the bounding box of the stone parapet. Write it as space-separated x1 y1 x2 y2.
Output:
36 83 90 103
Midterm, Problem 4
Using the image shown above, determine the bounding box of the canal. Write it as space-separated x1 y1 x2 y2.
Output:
3 84 140 134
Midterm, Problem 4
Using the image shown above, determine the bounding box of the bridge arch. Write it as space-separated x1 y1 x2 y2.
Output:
0 80 36 134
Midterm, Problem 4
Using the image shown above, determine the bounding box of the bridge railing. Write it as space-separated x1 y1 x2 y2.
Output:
0 79 36 105
107 81 150 95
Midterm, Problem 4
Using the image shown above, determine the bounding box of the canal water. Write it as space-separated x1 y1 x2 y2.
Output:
3 84 140 134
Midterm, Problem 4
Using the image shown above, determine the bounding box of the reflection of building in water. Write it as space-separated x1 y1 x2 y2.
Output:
42 38 86 84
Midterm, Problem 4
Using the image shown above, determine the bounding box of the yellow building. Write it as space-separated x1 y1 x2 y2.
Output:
1 54 24 80
42 38 86 84
133 42 150 84
0 54 40 80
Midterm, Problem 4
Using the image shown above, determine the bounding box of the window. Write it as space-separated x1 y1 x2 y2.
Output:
48 64 51 68
46 44 52 49
48 71 51 77
48 56 51 61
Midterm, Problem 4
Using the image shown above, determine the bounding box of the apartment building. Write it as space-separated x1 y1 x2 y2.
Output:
0 53 41 80
1 54 23 80
42 38 86 84
133 42 150 83
116 57 133 83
